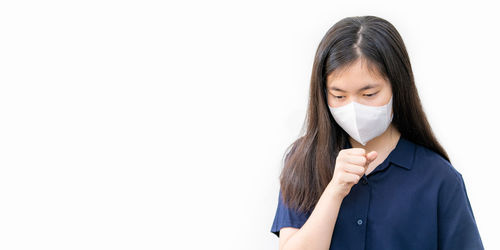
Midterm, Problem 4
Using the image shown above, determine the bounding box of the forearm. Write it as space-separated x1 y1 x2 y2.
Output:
282 182 344 250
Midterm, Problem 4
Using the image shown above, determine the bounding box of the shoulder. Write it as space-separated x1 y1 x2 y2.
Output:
408 141 467 208
411 141 463 188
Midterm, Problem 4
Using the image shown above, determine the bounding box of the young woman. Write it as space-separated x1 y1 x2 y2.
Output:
270 16 484 250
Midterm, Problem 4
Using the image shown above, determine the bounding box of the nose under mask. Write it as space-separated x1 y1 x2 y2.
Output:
328 96 393 146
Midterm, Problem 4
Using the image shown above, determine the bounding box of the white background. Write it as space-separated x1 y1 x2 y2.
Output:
0 0 498 249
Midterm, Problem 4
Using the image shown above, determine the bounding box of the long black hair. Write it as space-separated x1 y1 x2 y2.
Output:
279 16 450 213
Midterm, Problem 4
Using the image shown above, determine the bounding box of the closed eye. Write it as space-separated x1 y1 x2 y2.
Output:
363 92 378 97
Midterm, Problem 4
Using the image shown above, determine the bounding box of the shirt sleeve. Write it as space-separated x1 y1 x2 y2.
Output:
438 171 484 249
270 189 310 238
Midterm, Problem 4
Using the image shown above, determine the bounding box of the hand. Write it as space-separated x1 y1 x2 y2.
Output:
329 148 378 199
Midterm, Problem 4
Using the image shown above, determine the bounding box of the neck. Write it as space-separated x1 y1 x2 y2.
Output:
349 124 401 153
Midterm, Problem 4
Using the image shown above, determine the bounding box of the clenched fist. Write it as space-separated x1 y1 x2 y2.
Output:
330 148 378 199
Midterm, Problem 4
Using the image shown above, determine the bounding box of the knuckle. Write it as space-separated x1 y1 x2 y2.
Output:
348 173 357 180
351 166 362 175
356 148 366 155
360 157 367 165
354 175 360 183
357 166 366 174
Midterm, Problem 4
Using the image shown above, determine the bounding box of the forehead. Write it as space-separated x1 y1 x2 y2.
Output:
326 59 388 88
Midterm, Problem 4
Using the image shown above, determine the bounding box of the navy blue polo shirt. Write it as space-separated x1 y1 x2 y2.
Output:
270 136 484 249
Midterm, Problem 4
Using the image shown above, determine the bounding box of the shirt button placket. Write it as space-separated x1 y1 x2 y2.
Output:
358 178 368 228
355 176 370 249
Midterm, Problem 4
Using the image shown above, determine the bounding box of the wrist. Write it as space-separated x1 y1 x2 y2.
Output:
326 182 346 201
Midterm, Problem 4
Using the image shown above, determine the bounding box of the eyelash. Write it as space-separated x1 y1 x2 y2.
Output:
333 92 378 99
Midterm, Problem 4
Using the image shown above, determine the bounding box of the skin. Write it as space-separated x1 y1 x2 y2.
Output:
278 58 401 250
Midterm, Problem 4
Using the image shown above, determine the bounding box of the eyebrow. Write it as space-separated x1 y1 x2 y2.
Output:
329 84 379 92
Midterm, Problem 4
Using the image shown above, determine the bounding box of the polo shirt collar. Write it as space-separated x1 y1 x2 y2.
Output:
343 135 415 172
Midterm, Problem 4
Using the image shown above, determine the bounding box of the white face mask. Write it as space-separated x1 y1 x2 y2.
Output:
328 96 393 146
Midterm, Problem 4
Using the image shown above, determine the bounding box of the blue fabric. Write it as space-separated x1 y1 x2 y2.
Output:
270 136 484 249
